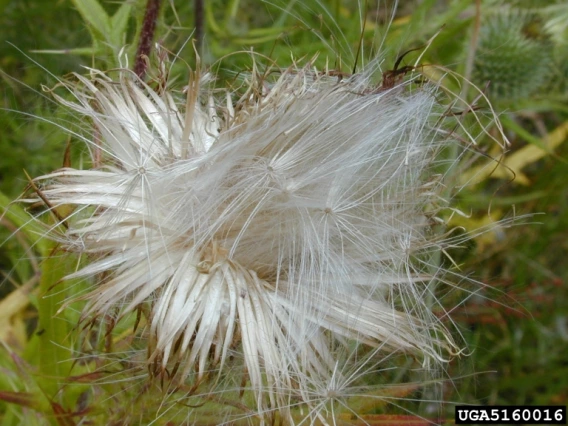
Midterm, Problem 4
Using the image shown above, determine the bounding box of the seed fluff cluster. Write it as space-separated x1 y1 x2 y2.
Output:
27 55 472 420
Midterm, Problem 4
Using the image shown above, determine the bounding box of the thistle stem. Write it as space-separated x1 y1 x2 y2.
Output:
134 0 162 80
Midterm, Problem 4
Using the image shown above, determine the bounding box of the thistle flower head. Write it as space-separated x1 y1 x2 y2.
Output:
26 54 478 418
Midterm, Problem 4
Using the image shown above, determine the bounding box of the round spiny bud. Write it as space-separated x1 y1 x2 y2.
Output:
472 11 554 102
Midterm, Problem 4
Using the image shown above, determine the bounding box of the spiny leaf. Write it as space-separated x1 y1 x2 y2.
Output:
71 0 111 37
109 2 133 50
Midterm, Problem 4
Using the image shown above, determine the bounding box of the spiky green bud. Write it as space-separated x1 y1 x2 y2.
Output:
472 11 554 102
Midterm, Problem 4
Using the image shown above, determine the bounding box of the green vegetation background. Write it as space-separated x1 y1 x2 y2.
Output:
0 0 567 424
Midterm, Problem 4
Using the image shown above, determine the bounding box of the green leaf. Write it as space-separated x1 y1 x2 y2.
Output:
205 1 223 36
232 33 289 45
0 191 48 256
30 47 101 56
109 2 133 49
71 0 111 37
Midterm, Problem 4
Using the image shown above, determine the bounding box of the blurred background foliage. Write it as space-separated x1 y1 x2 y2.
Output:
0 0 567 424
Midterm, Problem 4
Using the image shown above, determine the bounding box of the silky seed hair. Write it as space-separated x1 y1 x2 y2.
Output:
19 41 504 422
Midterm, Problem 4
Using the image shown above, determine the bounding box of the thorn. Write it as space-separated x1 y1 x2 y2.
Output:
23 170 68 230
62 136 72 168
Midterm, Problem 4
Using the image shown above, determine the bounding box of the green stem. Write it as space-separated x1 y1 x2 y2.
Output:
36 246 72 401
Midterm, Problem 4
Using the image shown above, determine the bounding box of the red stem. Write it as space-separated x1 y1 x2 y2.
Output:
134 0 162 80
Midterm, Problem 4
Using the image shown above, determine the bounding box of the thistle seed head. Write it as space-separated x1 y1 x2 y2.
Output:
26 56 479 418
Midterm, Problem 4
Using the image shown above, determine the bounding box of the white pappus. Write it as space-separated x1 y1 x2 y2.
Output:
23 51 496 422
